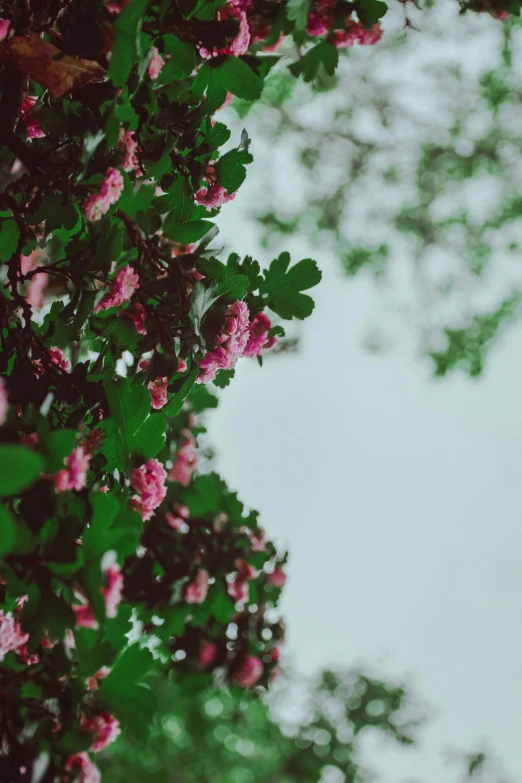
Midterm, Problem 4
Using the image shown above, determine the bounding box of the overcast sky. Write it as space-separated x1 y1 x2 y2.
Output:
205 10 522 779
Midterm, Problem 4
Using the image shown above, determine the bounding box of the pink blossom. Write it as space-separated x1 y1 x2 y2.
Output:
199 640 218 668
0 19 10 40
306 0 335 35
198 301 250 383
195 182 236 211
119 128 141 174
148 47 165 80
53 446 90 493
130 458 168 521
148 377 168 410
200 4 250 57
185 569 209 604
271 644 281 662
139 357 151 371
177 357 187 373
95 265 139 313
0 377 8 426
170 433 197 485
228 559 257 604
267 567 286 588
73 602 98 630
166 504 190 533
333 21 383 47
243 311 276 358
66 753 101 783
49 346 71 372
21 96 45 139
21 249 48 308
86 666 110 691
84 167 124 222
0 611 30 662
105 0 131 11
101 564 123 619
494 10 509 19
232 655 263 687
81 712 121 753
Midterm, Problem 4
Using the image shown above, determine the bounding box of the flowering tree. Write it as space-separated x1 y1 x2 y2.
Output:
235 2 522 376
0 1 512 781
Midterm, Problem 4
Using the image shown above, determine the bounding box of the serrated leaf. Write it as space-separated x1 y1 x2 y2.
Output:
0 219 20 261
0 446 43 497
158 35 196 79
261 253 322 320
154 177 195 223
214 56 263 101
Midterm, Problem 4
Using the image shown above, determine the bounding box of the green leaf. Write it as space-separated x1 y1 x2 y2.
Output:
41 429 77 473
0 505 16 557
0 219 20 261
215 274 249 300
105 377 166 463
261 253 322 320
154 177 195 223
286 0 311 30
108 0 150 86
213 368 235 388
356 0 388 28
0 446 43 497
289 41 339 82
214 57 263 101
188 281 218 335
104 643 154 686
158 36 196 79
206 121 232 150
98 681 156 742
215 148 253 194
162 218 215 244
163 364 199 416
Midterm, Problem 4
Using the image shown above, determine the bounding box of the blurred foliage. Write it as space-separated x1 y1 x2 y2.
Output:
100 666 418 783
231 1 522 376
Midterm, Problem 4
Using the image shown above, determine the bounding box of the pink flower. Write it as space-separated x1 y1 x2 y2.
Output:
333 20 383 47
177 357 187 373
102 167 125 203
243 311 276 358
105 0 131 11
306 0 335 35
73 602 98 630
170 433 197 485
267 567 286 588
0 377 8 426
119 128 141 174
148 46 165 80
148 377 168 410
0 19 10 41
232 655 263 688
66 753 101 783
81 712 121 753
195 182 236 211
130 458 168 521
53 446 90 493
95 265 139 313
228 559 257 604
185 569 209 604
86 666 110 691
84 168 124 222
494 10 509 18
198 301 250 383
101 564 123 619
21 249 48 308
21 97 45 139
166 504 190 533
199 640 218 668
0 611 30 662
49 347 71 372
200 4 250 57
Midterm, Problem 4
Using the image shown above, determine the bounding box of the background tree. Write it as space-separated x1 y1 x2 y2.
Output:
230 1 522 376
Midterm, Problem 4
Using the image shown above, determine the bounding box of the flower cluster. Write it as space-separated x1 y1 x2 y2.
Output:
84 168 125 222
94 265 139 314
130 459 168 521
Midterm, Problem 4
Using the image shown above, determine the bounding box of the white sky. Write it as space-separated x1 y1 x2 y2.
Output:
204 5 522 781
